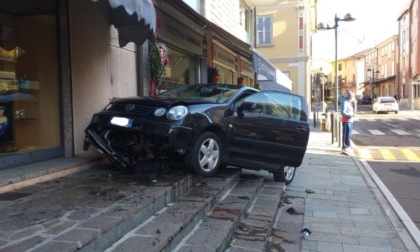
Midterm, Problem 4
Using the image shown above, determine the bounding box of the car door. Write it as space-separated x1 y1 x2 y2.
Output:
226 91 309 168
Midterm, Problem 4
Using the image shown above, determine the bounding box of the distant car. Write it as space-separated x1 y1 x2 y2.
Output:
83 83 310 184
358 95 373 105
373 96 399 114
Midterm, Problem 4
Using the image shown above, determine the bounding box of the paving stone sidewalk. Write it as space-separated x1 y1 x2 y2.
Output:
285 120 419 252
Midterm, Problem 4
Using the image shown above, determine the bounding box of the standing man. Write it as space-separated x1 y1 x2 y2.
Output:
340 91 356 156
394 93 400 102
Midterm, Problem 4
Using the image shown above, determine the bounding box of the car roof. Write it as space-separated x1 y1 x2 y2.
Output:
377 96 396 101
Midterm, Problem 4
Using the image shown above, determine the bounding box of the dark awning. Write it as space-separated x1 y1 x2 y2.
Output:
107 0 156 47
252 50 276 81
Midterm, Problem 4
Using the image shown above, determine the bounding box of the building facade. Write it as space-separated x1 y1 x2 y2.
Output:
399 0 420 109
312 35 399 105
0 0 266 170
184 0 297 91
364 36 399 99
245 0 317 107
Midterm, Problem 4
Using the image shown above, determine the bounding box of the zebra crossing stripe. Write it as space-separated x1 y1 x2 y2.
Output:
379 149 396 160
368 129 385 135
390 129 410 135
352 130 360 135
401 149 420 161
358 148 372 159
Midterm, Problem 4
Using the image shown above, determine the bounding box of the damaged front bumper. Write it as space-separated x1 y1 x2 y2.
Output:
83 113 195 169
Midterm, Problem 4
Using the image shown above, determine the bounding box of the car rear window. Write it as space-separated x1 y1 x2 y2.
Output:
380 97 395 103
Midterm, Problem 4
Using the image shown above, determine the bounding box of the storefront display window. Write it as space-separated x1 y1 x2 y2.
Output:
153 45 196 94
0 2 60 156
217 66 234 84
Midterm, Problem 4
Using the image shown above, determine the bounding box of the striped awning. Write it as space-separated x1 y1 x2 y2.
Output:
107 0 156 47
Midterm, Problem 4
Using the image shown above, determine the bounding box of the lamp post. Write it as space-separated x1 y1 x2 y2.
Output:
317 13 355 112
367 68 379 99
321 74 328 105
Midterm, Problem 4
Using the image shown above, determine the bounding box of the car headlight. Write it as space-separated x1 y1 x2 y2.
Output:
166 105 188 120
154 107 167 117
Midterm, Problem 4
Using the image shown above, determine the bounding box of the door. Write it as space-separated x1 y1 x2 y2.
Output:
227 91 309 167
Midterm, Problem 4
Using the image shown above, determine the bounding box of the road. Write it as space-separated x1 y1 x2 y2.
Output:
351 104 420 231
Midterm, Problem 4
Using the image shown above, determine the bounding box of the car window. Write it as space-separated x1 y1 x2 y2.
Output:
235 91 306 121
380 97 395 103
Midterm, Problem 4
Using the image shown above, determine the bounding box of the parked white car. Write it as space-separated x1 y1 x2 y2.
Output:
373 96 399 114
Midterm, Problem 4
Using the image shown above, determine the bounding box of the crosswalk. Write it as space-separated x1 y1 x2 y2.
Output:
333 116 420 161
353 128 419 136
354 147 420 161
352 117 420 136
350 117 420 161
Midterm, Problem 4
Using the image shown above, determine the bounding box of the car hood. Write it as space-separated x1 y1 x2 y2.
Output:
110 96 218 107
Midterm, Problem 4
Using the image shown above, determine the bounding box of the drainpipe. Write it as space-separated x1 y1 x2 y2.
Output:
410 79 414 110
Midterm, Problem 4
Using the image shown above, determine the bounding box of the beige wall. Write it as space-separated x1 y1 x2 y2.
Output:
251 0 312 107
69 0 139 156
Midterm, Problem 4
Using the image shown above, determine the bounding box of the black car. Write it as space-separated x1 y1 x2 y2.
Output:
358 95 373 104
83 84 310 184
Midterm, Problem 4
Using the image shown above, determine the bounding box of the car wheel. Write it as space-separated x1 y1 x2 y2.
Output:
273 165 296 185
187 131 222 177
395 111 398 114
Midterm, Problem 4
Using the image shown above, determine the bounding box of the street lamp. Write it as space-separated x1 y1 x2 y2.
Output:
317 13 355 112
367 68 379 99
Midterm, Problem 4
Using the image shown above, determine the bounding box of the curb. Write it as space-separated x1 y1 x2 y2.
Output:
0 157 107 194
354 157 420 251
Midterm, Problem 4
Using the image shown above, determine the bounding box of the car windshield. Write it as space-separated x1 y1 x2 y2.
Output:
157 84 241 103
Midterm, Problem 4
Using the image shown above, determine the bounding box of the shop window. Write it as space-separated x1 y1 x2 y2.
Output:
0 1 60 155
154 45 196 94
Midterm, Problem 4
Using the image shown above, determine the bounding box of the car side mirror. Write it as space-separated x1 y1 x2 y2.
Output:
238 102 256 111
237 102 256 118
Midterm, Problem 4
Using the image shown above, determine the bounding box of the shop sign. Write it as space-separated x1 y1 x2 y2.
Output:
240 59 253 77
213 44 236 69
156 9 203 56
252 53 275 81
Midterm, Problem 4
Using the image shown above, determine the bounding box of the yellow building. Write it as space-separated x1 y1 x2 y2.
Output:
246 0 317 107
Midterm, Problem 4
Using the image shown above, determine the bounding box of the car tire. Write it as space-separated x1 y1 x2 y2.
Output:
273 165 296 185
395 111 398 114
187 131 222 177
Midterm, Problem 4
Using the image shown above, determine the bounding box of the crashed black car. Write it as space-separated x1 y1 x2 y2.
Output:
83 84 310 184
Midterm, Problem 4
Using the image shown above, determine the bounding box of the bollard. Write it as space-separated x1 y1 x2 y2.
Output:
331 113 334 144
338 116 342 148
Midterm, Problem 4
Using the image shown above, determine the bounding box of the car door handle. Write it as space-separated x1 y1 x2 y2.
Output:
296 126 308 133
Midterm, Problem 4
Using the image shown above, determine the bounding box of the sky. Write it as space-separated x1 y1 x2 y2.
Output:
313 0 410 62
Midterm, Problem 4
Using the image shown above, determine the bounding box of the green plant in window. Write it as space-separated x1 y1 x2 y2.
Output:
208 66 219 83
149 42 169 95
